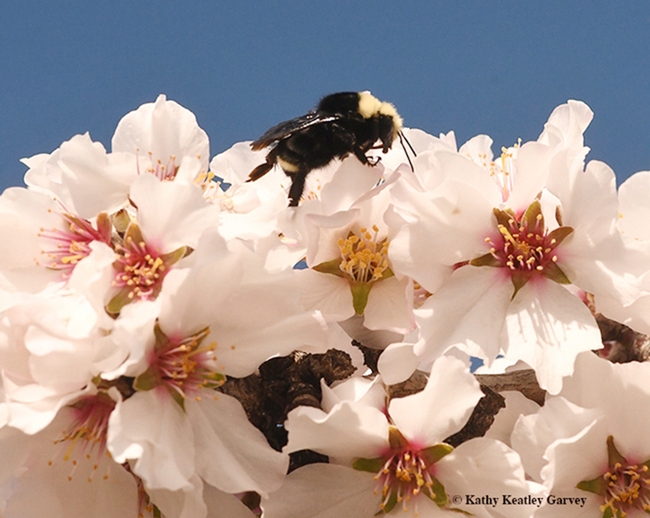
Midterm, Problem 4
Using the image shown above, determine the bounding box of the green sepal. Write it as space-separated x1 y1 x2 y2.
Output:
429 475 448 506
312 258 345 277
522 200 543 231
380 267 395 280
153 321 170 352
353 456 386 473
203 372 226 389
470 252 501 268
95 212 112 242
161 245 188 267
602 507 616 518
606 435 627 470
510 271 531 300
447 507 473 515
421 443 454 465
576 475 608 496
124 221 145 244
493 208 516 228
546 225 574 247
105 287 134 316
541 260 571 285
388 426 409 450
381 490 398 514
350 281 372 315
134 368 159 391
167 386 186 411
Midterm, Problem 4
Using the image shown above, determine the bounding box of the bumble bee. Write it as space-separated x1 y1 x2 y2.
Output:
248 91 415 206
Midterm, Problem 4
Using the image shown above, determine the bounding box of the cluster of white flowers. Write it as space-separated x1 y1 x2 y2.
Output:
1 95 649 518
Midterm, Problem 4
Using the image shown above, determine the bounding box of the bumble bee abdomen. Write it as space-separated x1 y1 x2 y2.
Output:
277 123 355 172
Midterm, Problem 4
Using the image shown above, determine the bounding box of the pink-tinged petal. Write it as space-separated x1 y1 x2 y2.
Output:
503 281 601 395
284 401 389 460
261 463 379 518
363 276 414 333
415 267 512 367
187 393 288 496
0 412 139 518
130 174 221 251
297 269 355 321
389 356 483 445
377 342 419 385
147 474 207 518
0 188 66 292
436 438 535 518
112 94 209 171
511 396 603 483
108 389 195 491
618 170 650 240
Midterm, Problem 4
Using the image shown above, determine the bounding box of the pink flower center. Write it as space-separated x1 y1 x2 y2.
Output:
469 201 573 295
136 324 225 403
113 236 167 301
49 392 115 482
601 461 650 515
39 212 111 277
375 449 438 512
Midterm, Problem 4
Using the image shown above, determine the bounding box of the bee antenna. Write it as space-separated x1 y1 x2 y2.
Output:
398 131 416 172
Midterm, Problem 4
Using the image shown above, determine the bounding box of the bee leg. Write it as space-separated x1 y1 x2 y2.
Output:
248 161 274 182
287 170 308 207
248 147 280 182
352 147 371 165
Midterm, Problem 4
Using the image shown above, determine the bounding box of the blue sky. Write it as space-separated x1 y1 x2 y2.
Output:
2 2 650 193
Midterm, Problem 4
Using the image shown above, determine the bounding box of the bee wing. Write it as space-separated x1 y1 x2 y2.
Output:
250 112 341 150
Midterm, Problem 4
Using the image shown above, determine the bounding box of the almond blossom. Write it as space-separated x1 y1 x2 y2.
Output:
511 352 650 517
386 101 640 393
263 356 535 517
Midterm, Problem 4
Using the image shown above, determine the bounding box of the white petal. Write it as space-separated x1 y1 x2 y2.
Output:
297 269 355 322
112 94 209 171
437 438 535 518
415 267 512 367
261 463 378 518
363 276 414 333
377 342 419 385
107 389 195 491
188 393 289 496
484 391 540 447
389 355 483 446
284 400 389 460
503 281 601 395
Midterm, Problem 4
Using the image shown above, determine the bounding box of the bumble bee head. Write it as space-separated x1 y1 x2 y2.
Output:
358 91 403 143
